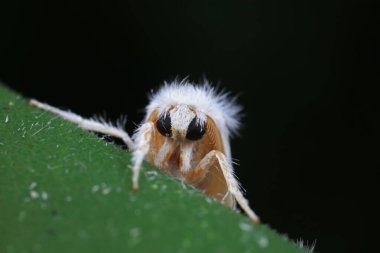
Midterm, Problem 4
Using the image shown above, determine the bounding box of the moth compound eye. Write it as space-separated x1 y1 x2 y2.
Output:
156 113 172 137
186 118 206 141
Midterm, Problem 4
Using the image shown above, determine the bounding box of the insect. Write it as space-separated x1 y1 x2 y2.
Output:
29 79 260 223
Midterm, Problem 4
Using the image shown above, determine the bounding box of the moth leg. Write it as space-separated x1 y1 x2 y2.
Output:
131 122 154 191
181 150 235 208
195 150 260 223
214 150 260 223
29 99 134 150
181 147 214 185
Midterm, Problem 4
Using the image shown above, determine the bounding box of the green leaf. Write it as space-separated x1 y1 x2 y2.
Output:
0 83 307 253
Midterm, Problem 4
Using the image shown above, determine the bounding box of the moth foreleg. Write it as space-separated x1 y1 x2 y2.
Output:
190 150 260 223
131 122 154 191
213 151 260 223
29 99 134 150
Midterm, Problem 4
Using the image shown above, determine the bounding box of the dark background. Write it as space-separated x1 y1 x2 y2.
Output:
0 1 378 252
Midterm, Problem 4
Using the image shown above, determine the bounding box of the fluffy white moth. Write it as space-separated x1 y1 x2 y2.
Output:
29 79 260 223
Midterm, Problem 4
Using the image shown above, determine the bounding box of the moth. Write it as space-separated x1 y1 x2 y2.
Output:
30 79 260 223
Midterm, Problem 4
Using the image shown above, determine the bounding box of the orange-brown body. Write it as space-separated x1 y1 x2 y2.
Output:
145 111 234 207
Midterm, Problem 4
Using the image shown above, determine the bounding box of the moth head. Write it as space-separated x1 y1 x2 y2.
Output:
156 104 206 141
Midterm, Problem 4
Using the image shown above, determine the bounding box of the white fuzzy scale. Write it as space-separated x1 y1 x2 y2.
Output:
146 79 242 158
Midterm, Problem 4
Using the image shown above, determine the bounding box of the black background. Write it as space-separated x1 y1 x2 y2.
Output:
0 1 378 252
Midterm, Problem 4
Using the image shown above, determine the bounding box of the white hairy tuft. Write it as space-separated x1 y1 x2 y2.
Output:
145 78 242 157
296 239 316 252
